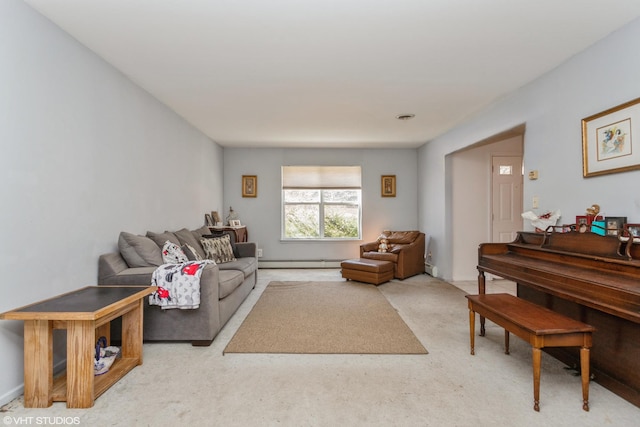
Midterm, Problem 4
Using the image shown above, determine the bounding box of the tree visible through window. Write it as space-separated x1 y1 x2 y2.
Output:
282 167 361 240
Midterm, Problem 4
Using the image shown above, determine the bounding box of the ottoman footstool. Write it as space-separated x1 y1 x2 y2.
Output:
341 258 394 285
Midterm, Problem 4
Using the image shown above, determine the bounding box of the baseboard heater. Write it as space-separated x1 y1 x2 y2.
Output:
425 263 438 277
258 260 343 269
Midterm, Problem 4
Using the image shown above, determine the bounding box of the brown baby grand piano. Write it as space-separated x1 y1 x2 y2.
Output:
477 230 640 408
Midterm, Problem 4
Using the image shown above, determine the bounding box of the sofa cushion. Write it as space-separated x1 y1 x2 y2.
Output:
191 225 211 238
201 234 237 264
389 244 406 254
217 256 258 278
218 270 245 299
118 232 163 267
173 228 206 260
162 241 188 264
386 231 420 244
182 244 203 261
146 231 180 248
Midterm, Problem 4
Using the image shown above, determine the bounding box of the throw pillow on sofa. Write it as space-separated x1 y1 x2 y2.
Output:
118 232 163 267
146 230 181 248
192 225 211 238
201 234 236 264
173 228 207 260
162 241 189 264
181 244 203 261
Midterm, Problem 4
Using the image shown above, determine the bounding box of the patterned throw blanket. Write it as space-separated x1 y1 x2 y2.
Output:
149 260 214 309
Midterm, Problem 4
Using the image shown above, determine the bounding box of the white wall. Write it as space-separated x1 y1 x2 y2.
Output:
223 148 419 262
0 1 223 405
419 18 640 281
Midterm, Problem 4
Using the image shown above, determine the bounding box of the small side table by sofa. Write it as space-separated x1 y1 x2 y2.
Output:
208 225 248 242
0 286 154 408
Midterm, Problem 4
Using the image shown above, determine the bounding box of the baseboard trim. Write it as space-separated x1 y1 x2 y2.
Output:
258 260 342 269
0 359 66 407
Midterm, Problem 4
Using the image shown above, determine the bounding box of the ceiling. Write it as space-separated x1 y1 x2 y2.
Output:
23 0 640 148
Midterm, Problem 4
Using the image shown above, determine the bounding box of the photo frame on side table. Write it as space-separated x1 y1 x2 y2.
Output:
381 175 396 197
242 175 257 197
582 97 640 177
229 220 242 227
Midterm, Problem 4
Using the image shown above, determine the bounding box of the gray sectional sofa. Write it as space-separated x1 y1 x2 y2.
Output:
98 225 257 346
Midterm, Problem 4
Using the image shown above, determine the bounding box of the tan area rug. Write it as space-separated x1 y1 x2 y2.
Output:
224 281 428 354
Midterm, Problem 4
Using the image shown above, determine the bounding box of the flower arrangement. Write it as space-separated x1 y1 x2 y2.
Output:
521 210 561 232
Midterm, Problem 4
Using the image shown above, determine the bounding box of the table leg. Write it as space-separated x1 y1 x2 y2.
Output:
23 320 53 408
121 299 144 363
504 330 510 355
478 271 486 336
580 346 590 411
66 320 95 408
532 347 541 411
469 308 475 355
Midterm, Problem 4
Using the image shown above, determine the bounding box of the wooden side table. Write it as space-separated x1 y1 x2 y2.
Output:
208 225 248 242
0 286 155 408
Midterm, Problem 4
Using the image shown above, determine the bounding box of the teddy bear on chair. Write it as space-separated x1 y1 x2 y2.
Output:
378 236 389 253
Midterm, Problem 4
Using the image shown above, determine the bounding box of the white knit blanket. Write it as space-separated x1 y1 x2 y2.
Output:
149 260 214 309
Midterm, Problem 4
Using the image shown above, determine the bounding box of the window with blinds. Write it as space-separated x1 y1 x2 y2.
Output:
282 166 362 240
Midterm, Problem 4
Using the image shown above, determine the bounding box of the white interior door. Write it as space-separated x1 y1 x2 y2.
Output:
491 156 523 243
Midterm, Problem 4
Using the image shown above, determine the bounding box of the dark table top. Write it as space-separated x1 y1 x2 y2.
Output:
0 286 153 319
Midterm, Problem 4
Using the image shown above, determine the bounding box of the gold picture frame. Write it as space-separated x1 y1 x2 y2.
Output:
582 97 640 177
242 175 257 197
381 175 396 197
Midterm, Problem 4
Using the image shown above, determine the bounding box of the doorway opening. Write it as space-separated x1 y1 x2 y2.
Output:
447 125 524 281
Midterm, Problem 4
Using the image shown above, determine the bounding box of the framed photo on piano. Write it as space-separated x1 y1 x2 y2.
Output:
582 97 640 178
624 224 640 242
575 216 589 233
604 216 627 236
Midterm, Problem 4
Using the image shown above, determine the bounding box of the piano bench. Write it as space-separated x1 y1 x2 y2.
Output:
341 258 394 285
466 293 596 412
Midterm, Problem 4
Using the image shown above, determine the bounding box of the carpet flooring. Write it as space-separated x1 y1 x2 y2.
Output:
2 270 639 426
224 281 427 354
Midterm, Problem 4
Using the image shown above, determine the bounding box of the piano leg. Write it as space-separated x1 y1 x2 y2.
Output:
581 346 590 411
478 270 486 336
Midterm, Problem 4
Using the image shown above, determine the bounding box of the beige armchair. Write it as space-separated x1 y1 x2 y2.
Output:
360 231 426 279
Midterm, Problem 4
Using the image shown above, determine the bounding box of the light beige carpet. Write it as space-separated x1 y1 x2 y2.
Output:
223 281 428 354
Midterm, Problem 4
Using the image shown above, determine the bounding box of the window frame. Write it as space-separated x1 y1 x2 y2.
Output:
281 167 362 241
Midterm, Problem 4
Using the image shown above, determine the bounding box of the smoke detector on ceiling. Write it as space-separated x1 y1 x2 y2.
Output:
396 114 415 120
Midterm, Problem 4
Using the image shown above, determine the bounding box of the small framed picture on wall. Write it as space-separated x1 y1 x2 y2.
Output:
242 175 257 197
381 175 396 197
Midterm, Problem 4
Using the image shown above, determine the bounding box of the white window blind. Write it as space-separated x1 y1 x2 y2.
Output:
282 166 362 189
